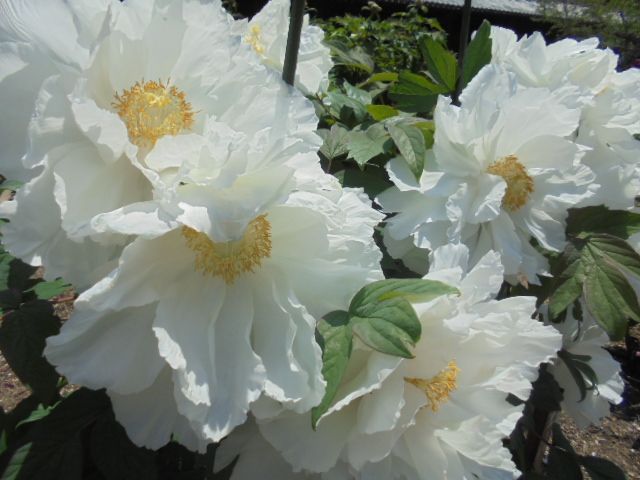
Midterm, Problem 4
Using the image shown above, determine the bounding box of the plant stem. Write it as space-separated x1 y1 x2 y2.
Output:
282 0 306 86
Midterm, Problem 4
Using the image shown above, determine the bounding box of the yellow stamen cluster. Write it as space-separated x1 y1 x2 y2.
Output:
405 360 460 412
245 24 266 56
113 80 194 147
181 215 272 284
486 155 534 212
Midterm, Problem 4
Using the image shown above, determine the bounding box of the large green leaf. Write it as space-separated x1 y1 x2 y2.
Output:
583 253 640 340
327 92 368 127
0 301 61 404
318 124 350 162
366 104 398 121
325 38 374 73
549 243 586 319
587 234 640 278
419 36 457 91
350 297 420 358
27 279 70 301
311 311 352 428
350 278 459 309
346 128 392 168
567 206 640 239
387 124 426 180
388 71 445 113
459 20 492 92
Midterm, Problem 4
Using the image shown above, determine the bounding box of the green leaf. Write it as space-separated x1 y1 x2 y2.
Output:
325 38 374 73
419 36 457 91
549 243 586 319
388 71 445 113
558 350 598 402
578 456 627 480
583 253 640 340
15 404 57 429
413 121 435 149
90 414 158 480
548 424 583 480
311 311 352 428
318 124 350 161
587 234 640 278
346 128 391 168
366 104 398 121
459 20 492 92
362 72 398 85
0 301 61 404
567 206 640 239
0 250 14 291
350 278 459 308
387 124 426 180
350 297 421 358
27 279 70 301
327 92 368 127
348 279 459 357
343 81 372 105
1 389 110 480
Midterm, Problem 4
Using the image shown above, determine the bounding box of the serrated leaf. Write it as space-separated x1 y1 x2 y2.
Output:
0 301 61 404
350 297 420 358
325 38 374 73
587 234 640 279
578 455 627 480
311 311 352 428
27 279 70 301
327 92 368 127
549 243 586 319
419 36 457 91
350 278 459 310
318 124 350 161
388 71 445 113
366 104 398 121
460 20 492 92
90 414 157 480
567 206 640 239
387 124 426 180
346 129 391 168
583 247 640 340
343 81 372 105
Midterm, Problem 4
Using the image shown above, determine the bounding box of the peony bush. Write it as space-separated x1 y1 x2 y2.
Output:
0 1 637 479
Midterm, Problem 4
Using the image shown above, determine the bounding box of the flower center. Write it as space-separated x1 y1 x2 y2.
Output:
405 360 460 412
113 80 194 148
245 24 266 56
181 215 272 284
486 155 534 212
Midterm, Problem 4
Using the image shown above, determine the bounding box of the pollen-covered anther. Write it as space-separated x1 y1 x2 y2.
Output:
113 80 194 147
486 154 535 212
405 360 460 412
245 24 266 56
182 215 272 284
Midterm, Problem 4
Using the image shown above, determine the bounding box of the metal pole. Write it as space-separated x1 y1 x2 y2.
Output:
458 0 473 67
282 0 306 86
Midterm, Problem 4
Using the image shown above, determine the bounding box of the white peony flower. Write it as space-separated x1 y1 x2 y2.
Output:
44 132 383 448
0 0 318 289
237 0 333 94
548 306 624 429
490 26 640 211
378 65 594 284
217 244 562 480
